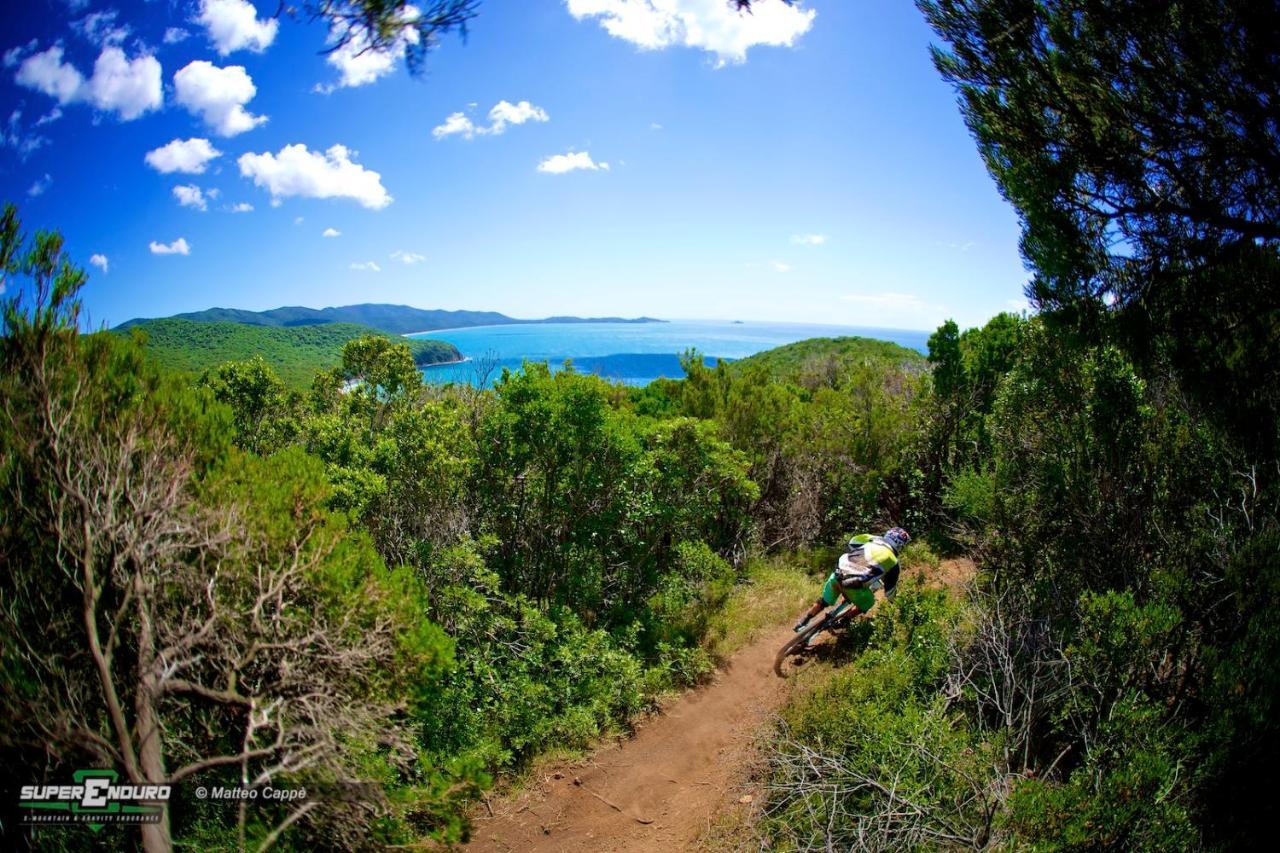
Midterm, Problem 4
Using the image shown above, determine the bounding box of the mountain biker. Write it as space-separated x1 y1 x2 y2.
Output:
793 527 911 636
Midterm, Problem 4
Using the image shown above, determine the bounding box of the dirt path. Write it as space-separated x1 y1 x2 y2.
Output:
464 559 974 853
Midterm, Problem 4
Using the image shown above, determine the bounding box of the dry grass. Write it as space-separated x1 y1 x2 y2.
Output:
704 555 818 662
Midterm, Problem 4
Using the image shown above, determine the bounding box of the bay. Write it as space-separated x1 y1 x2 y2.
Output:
406 319 931 387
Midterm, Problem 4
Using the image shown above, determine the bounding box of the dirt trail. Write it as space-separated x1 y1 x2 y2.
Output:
464 559 974 853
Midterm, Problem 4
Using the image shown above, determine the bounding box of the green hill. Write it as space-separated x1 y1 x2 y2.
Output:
732 336 925 381
115 319 461 389
116 303 665 335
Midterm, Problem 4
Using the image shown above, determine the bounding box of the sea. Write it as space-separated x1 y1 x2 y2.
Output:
406 319 932 387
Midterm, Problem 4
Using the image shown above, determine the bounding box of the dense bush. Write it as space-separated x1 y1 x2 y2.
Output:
761 583 989 850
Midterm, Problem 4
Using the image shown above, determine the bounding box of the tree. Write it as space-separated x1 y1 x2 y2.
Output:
198 356 298 455
304 1 478 73
927 320 963 402
919 0 1280 311
331 333 423 433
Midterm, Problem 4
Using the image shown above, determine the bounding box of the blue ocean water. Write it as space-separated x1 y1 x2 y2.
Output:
407 320 931 387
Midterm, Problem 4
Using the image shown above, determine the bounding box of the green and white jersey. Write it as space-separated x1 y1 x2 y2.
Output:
846 533 902 597
848 534 899 574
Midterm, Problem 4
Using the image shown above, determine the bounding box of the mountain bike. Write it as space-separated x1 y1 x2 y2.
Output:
773 601 856 677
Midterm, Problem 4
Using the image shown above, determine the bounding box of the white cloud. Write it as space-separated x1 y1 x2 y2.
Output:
28 173 52 197
83 47 163 119
145 137 222 174
320 33 401 91
315 7 420 91
434 99 550 140
89 253 109 273
238 143 392 209
174 60 267 136
432 111 475 140
3 39 38 68
72 10 131 46
150 237 191 255
537 150 609 174
35 107 62 127
566 0 817 66
164 27 191 45
770 260 791 273
322 227 341 237
391 249 425 264
15 45 162 121
173 184 208 211
350 261 381 272
486 100 549 134
228 201 253 212
197 0 278 56
15 46 86 103
791 233 826 246
1 109 49 160
650 121 663 130
293 216 304 224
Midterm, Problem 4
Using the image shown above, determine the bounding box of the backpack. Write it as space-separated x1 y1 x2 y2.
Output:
838 536 901 594
835 550 877 588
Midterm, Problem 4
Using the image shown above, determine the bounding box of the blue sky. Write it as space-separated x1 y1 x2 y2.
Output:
1 0 1030 331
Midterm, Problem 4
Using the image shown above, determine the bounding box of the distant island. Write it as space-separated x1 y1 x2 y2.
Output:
116 303 666 336
113 319 462 389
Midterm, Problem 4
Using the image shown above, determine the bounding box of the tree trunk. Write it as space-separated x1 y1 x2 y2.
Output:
136 589 173 853
136 681 173 853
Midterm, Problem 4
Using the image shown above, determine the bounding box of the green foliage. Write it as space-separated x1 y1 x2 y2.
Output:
474 363 756 618
993 592 1197 850
0 211 477 850
907 308 1278 848
941 466 996 527
919 0 1280 312
921 312 1026 533
1004 724 1197 852
730 335 924 384
927 319 963 399
117 318 459 389
677 340 925 549
762 585 988 849
1197 529 1280 846
410 540 653 772
646 540 737 648
197 355 299 454
1119 241 1280 459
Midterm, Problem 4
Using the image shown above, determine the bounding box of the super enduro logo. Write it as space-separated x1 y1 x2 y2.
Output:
18 768 168 828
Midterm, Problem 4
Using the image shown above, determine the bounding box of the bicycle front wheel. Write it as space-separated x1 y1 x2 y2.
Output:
774 620 825 678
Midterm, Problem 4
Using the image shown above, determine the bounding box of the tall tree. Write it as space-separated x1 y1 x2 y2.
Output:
919 0 1280 310
921 0 1280 455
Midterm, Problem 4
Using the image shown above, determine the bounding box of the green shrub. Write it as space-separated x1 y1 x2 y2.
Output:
762 586 990 850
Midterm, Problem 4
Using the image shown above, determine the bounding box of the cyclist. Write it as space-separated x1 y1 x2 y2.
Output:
793 527 911 636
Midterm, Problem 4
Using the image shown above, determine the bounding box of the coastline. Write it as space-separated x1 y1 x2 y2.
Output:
401 319 667 337
418 354 470 368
